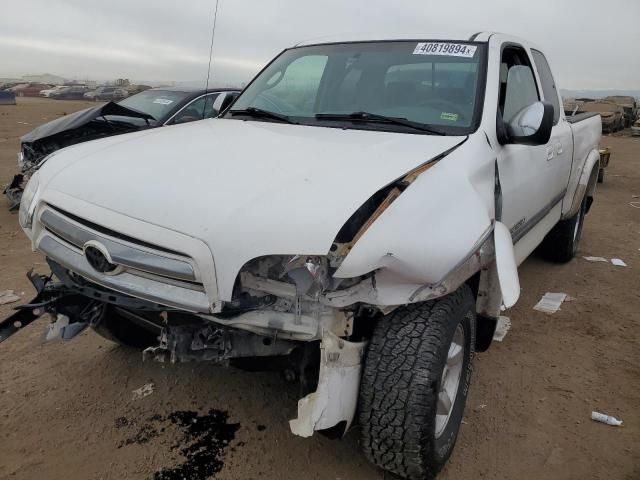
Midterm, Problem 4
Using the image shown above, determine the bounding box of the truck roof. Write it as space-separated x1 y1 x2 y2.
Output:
293 31 542 51
295 30 484 46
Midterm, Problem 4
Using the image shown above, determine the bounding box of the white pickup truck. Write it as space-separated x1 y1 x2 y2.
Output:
8 32 601 479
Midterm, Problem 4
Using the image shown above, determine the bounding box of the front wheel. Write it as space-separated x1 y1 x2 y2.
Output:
359 286 476 480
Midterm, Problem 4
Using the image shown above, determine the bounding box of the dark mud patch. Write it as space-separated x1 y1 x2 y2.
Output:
116 410 240 479
154 410 240 480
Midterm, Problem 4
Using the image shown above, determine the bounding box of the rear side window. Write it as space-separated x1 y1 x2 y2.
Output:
531 50 560 124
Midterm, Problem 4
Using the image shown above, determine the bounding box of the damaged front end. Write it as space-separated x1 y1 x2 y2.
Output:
2 253 371 438
3 130 503 439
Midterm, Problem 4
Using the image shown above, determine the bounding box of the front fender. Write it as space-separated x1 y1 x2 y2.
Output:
334 135 495 289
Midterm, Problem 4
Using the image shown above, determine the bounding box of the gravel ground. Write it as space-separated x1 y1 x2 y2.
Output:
1 98 639 480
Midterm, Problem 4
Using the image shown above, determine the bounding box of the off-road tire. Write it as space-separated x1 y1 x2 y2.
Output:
91 305 158 349
539 196 587 263
359 285 476 480
597 168 605 183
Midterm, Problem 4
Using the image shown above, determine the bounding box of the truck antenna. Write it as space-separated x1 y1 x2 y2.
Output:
204 0 221 116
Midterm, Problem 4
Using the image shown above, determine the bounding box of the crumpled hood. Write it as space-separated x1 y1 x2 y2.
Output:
39 118 464 291
21 102 154 144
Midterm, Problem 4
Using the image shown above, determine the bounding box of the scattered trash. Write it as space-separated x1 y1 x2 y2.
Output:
564 295 576 302
533 292 567 314
132 383 155 400
611 258 627 267
591 411 623 427
0 290 21 305
493 316 511 342
583 256 608 263
630 202 640 209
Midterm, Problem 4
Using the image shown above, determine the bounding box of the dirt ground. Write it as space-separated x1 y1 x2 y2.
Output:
0 97 638 480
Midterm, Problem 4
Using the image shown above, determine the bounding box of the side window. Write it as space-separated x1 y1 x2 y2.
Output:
172 93 222 124
202 93 221 118
498 46 539 123
531 50 560 124
173 96 207 124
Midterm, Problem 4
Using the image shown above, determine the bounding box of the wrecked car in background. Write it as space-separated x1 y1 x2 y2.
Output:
573 100 624 133
604 95 638 127
2 33 602 479
4 86 240 209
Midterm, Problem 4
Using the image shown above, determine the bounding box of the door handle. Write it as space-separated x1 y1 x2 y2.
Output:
546 146 554 160
556 142 563 154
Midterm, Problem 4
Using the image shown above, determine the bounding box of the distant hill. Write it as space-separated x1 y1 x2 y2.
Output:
561 89 640 100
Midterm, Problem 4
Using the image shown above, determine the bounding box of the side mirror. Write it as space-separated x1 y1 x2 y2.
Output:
507 101 554 146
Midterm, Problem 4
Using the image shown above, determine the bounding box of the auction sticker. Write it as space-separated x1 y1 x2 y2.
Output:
413 42 477 58
153 98 174 105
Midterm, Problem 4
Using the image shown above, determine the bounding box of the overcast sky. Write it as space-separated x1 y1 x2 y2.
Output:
1 0 638 89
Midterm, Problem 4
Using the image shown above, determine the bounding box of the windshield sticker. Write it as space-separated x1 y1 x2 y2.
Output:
152 98 174 105
413 42 477 58
440 112 459 121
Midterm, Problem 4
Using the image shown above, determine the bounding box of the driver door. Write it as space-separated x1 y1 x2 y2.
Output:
495 44 558 247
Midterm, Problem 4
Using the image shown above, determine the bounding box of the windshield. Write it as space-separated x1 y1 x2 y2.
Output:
228 40 486 134
118 90 189 120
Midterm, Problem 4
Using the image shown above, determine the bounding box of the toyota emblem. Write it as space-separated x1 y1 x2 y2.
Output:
84 242 118 274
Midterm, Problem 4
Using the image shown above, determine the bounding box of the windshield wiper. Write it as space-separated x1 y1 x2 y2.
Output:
315 111 446 135
228 107 297 124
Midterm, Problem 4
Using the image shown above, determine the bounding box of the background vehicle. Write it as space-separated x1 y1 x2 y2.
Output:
8 33 601 479
0 90 16 105
604 95 638 127
84 86 129 101
4 86 240 209
632 118 640 136
11 83 52 97
49 85 90 100
39 85 71 97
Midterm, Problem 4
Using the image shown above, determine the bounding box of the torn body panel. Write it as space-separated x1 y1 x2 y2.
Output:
289 331 366 437
335 135 496 289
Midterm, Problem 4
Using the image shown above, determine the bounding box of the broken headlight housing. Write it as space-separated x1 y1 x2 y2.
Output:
18 170 40 229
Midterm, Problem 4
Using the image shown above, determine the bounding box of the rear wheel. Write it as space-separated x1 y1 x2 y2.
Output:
91 305 159 349
597 168 605 184
540 195 587 263
359 286 475 480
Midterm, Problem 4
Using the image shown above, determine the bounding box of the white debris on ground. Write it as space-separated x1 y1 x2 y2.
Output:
132 383 155 400
610 258 627 267
533 292 568 314
493 316 511 342
583 256 608 262
591 411 623 427
0 290 21 305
